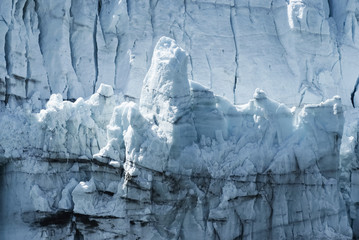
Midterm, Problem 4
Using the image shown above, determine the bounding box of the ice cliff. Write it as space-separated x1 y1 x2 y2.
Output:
0 36 353 239
2 0 359 239
2 0 359 106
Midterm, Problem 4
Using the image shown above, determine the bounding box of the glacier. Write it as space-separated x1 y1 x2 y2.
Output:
2 0 359 106
0 36 354 239
2 0 359 239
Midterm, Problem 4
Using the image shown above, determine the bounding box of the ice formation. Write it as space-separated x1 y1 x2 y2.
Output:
2 0 359 106
0 36 353 239
2 0 359 239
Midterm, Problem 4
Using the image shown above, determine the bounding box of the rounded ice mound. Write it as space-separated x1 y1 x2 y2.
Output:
45 93 64 110
97 83 114 97
253 88 267 100
152 36 187 67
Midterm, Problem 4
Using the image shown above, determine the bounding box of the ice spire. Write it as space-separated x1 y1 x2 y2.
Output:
139 37 196 156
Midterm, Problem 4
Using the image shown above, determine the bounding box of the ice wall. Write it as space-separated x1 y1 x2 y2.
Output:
339 109 359 238
2 0 359 106
0 37 351 239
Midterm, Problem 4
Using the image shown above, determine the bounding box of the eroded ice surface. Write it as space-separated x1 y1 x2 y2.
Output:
0 37 352 239
2 0 359 106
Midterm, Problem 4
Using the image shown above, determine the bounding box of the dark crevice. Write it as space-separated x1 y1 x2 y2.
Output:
149 0 155 32
126 0 130 19
22 0 29 22
97 0 102 15
114 34 121 88
4 77 10 105
149 0 157 62
188 54 194 81
69 0 77 82
74 214 99 228
183 0 194 81
98 190 115 196
0 16 9 26
38 211 72 227
93 15 99 94
230 5 239 104
351 77 359 108
97 1 107 44
96 0 103 44
25 22 30 97
22 211 72 227
4 29 11 75
328 0 333 18
25 79 29 98
74 228 84 240
205 54 212 89
34 0 42 51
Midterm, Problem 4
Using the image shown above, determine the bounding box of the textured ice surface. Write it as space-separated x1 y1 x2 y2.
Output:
0 37 352 239
339 108 359 237
3 0 359 238
2 0 359 106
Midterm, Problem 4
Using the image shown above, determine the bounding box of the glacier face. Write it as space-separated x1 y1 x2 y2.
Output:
2 0 359 239
2 0 359 106
0 36 353 239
